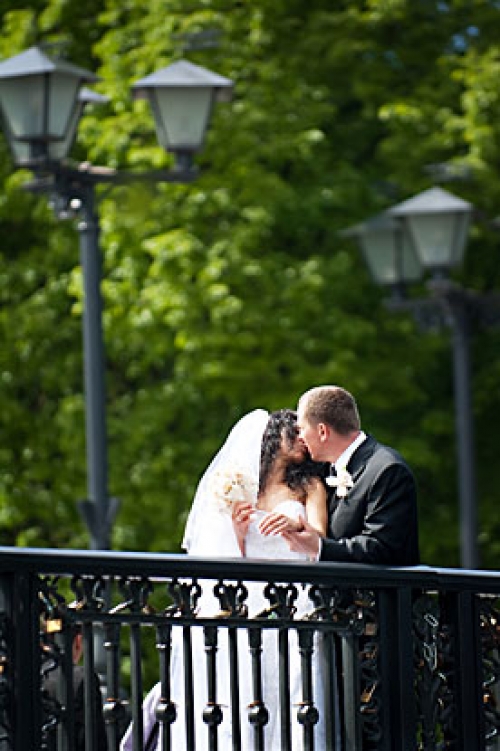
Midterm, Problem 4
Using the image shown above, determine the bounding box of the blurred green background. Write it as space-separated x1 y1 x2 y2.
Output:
0 0 499 568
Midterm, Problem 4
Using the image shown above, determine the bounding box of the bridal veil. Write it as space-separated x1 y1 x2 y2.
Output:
181 408 269 557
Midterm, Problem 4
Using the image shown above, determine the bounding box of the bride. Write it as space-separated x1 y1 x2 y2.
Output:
120 408 339 750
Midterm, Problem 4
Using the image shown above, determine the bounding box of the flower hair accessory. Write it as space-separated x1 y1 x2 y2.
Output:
326 466 354 498
207 465 258 513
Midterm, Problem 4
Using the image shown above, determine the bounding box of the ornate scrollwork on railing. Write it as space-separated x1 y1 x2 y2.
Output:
40 642 64 751
69 573 107 613
110 576 153 615
414 594 440 747
213 580 249 618
356 591 382 748
306 585 382 746
479 596 500 747
257 581 299 619
39 575 67 627
306 584 343 622
413 592 454 750
40 612 80 751
306 584 368 634
434 619 456 747
0 551 497 750
166 577 202 617
38 576 66 750
38 573 114 750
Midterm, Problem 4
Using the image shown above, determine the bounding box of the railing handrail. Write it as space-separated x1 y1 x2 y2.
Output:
0 545 498 749
0 545 498 591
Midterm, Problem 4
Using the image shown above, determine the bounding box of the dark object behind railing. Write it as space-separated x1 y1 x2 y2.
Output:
0 547 498 750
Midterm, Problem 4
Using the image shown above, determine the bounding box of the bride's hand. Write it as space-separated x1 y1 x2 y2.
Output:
258 512 303 537
232 502 254 549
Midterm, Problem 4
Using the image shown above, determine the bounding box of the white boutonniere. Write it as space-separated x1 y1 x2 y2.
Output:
326 466 354 498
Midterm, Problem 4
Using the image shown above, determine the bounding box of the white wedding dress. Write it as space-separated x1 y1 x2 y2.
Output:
164 501 334 751
121 411 340 751
241 500 330 750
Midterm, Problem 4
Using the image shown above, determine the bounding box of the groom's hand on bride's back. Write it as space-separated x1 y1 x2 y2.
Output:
281 519 321 560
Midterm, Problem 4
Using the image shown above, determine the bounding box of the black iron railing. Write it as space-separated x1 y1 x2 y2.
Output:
0 547 498 750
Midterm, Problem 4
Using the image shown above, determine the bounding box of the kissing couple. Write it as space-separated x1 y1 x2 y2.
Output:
120 384 419 750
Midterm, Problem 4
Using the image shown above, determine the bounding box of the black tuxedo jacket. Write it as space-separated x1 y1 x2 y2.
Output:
319 435 420 565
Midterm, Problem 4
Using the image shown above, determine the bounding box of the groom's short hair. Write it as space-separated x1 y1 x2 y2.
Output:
300 385 360 435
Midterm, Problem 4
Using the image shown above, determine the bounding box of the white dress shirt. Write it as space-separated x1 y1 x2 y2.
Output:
333 430 367 474
315 431 367 560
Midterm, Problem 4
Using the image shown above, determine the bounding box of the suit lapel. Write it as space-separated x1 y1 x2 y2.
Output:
346 434 377 482
327 435 377 513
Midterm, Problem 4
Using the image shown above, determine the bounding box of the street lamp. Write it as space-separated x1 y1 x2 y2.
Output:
341 211 424 298
344 186 500 569
0 45 233 551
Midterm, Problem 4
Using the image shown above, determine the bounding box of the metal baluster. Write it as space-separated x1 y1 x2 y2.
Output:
103 622 124 751
182 623 196 749
259 582 298 751
297 628 319 751
203 625 223 751
247 627 268 751
82 620 99 751
57 625 76 751
322 630 338 749
156 623 176 751
212 579 249 751
306 585 344 750
166 577 202 751
228 625 242 751
278 626 292 751
39 623 65 751
129 621 144 751
342 632 362 751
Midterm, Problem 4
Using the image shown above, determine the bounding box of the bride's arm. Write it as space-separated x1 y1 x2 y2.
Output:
258 479 327 538
304 478 327 536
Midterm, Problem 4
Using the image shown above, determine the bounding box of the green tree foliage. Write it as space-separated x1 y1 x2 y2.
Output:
0 0 499 567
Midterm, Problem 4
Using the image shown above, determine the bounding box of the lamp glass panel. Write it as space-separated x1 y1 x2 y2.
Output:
400 231 423 283
360 226 422 286
406 212 465 270
48 98 84 160
0 72 79 148
48 73 80 139
360 229 398 286
152 87 212 151
450 212 471 266
0 75 46 138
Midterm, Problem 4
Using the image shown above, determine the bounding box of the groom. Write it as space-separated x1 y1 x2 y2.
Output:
282 385 420 565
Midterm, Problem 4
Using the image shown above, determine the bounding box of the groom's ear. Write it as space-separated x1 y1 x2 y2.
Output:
317 422 329 442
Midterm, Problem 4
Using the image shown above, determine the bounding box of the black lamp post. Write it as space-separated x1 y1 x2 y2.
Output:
0 46 233 551
344 186 500 570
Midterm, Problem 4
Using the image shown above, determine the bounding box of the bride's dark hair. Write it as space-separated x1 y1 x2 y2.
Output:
258 409 327 498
